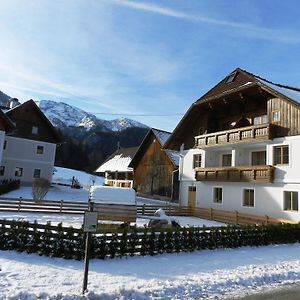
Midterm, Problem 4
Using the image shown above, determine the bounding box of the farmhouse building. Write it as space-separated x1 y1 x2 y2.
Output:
95 146 138 188
0 99 61 185
129 128 179 200
165 68 300 221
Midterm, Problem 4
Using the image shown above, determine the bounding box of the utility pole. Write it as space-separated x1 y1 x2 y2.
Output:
82 201 97 294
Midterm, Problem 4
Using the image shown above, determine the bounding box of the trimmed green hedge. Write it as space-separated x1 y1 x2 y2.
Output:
0 219 300 260
0 179 20 195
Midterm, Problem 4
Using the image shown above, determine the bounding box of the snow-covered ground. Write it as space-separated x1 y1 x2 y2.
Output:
1 167 299 299
1 243 300 299
52 166 104 188
0 166 224 228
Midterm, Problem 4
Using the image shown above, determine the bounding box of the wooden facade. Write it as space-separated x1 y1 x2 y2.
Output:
129 129 179 199
195 166 274 183
165 69 300 152
6 100 61 143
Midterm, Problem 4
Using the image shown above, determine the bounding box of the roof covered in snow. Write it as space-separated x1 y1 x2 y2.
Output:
129 128 178 169
89 185 136 205
251 74 300 104
164 149 180 167
95 147 138 173
152 128 171 146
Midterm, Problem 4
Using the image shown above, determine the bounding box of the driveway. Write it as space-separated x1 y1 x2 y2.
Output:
237 283 300 300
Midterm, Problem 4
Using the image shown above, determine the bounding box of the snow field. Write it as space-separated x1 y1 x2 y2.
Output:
1 243 300 299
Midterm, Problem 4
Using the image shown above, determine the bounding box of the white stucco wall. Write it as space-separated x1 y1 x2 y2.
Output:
0 136 56 185
179 136 300 221
0 131 5 165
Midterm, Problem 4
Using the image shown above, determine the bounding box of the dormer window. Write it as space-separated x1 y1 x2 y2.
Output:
32 126 38 134
225 72 237 83
37 145 44 155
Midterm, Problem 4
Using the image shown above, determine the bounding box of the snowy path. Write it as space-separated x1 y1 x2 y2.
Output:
1 243 300 299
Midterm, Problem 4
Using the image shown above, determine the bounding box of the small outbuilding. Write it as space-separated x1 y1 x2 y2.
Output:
95 147 138 188
129 128 179 200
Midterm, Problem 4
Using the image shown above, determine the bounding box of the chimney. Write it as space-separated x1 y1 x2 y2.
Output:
9 98 20 109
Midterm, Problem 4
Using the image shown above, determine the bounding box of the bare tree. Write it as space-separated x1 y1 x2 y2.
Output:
32 178 51 201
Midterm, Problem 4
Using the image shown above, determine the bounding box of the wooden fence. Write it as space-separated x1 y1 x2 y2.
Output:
0 196 293 225
1 218 300 260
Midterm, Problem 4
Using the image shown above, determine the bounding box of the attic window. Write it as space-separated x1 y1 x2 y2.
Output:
225 72 237 83
32 126 38 134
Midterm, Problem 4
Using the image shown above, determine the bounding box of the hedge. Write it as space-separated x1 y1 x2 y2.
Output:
0 219 300 260
0 179 20 195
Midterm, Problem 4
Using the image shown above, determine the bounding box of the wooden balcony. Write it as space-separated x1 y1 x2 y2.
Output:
195 165 274 183
195 123 273 148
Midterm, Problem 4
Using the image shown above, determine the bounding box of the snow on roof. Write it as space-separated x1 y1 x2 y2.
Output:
152 128 171 146
164 149 180 167
257 78 300 104
95 147 137 173
240 69 300 104
89 186 136 205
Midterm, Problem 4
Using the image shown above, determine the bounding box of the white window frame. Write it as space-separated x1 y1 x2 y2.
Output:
32 126 38 134
33 169 41 179
241 188 255 208
37 145 44 155
212 186 223 204
283 191 299 212
15 167 23 177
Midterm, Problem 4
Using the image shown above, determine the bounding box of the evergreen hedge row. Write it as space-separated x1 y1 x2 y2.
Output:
1 219 300 260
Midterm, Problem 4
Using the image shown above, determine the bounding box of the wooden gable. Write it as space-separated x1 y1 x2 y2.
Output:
130 129 177 198
0 109 15 133
5 100 62 143
165 68 300 151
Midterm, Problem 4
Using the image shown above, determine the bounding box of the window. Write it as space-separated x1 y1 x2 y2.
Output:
243 189 254 207
272 111 280 123
32 126 38 134
253 115 268 125
225 72 237 83
0 166 4 176
274 145 289 165
3 140 6 150
251 151 266 166
284 191 298 211
15 167 23 177
188 186 196 192
213 187 222 204
37 145 44 155
222 154 232 167
33 169 41 178
193 154 202 168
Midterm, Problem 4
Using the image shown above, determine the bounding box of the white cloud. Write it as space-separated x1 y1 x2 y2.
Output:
110 0 300 44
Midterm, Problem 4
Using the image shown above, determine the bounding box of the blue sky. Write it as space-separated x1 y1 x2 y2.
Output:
0 0 300 131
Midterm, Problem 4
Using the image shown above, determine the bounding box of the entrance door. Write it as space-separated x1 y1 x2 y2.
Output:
188 186 196 208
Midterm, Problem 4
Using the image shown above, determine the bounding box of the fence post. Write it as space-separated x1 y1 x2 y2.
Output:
235 211 239 225
210 208 213 220
142 204 145 215
60 200 63 213
265 215 269 224
18 197 22 212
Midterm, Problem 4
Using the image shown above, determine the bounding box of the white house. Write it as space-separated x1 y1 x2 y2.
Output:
0 99 62 185
165 68 300 222
95 147 138 188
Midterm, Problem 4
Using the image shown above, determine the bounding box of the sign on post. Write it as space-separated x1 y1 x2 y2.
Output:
82 203 97 294
83 211 98 232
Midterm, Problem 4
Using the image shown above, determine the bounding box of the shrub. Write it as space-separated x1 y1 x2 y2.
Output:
32 178 51 201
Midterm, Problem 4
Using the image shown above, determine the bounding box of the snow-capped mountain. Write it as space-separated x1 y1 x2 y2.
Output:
38 100 148 132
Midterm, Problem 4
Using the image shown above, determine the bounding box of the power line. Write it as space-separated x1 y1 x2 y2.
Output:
90 112 184 116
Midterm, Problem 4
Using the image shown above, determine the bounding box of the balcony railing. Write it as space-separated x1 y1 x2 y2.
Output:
195 123 273 148
195 165 274 183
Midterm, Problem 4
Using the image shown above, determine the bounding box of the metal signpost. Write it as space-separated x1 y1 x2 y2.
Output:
82 202 97 294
